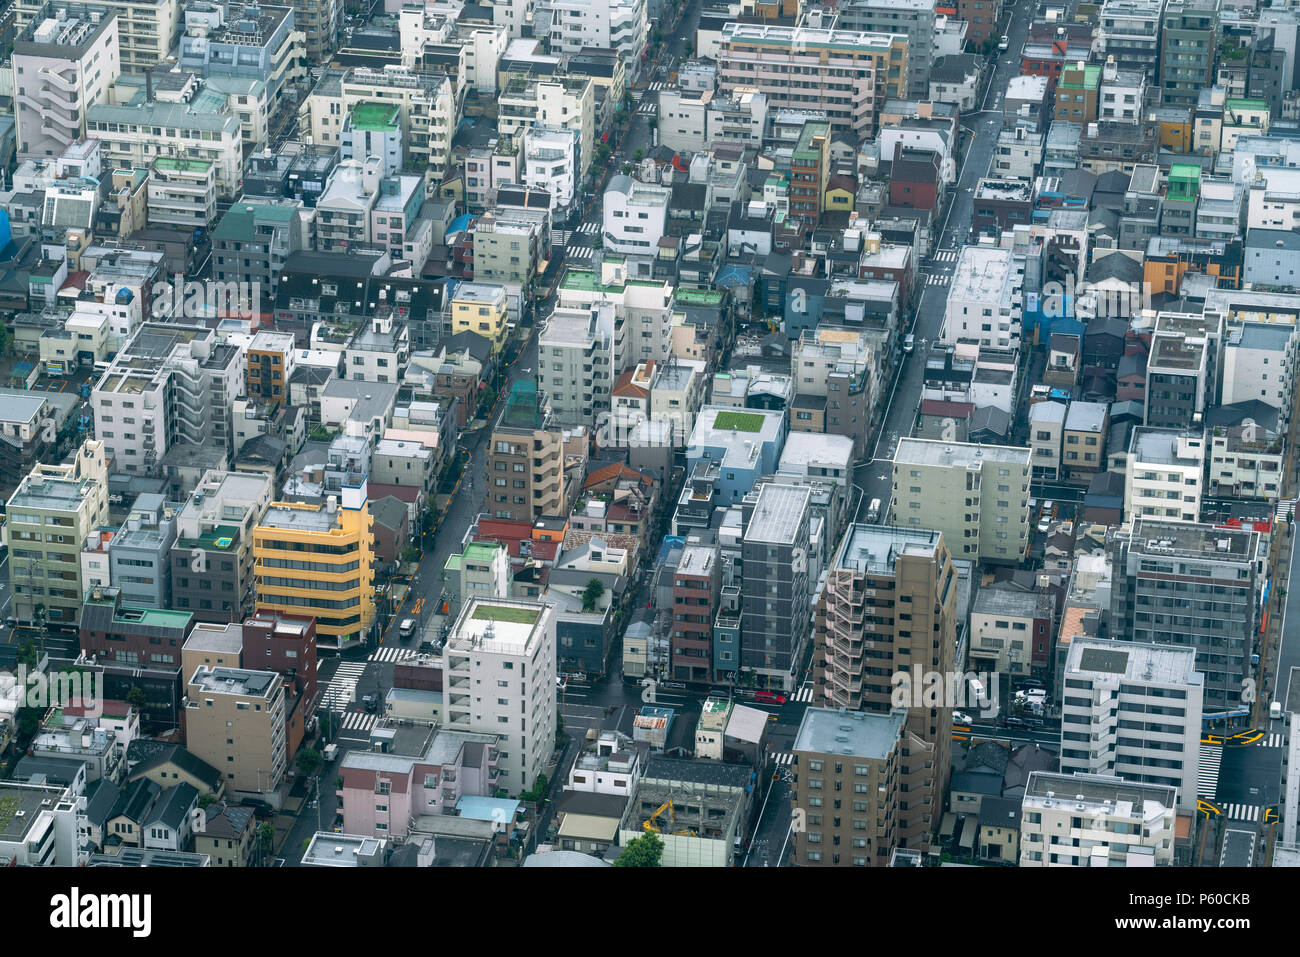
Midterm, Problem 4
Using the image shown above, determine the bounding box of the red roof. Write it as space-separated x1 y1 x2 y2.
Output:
584 462 654 489
476 518 533 540
367 482 421 504
920 399 974 418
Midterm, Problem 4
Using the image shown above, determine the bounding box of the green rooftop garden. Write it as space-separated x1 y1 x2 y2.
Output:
473 605 540 625
713 411 765 432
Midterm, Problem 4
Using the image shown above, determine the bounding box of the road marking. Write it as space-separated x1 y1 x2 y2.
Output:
1223 803 1262 822
1197 743 1222 798
368 646 417 663
341 711 377 732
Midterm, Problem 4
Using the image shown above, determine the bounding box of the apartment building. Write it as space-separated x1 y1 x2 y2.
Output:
1019 771 1177 866
14 2 121 160
92 323 243 474
185 666 287 796
603 175 670 257
740 483 811 693
1124 427 1205 523
108 493 177 608
343 312 410 385
253 483 376 651
790 121 830 228
555 263 673 369
450 282 510 356
442 541 510 612
942 245 1026 350
671 542 720 684
210 201 306 300
88 100 244 199
1160 0 1221 110
472 210 543 294
0 392 63 496
170 470 274 623
1207 422 1284 502
789 708 909 867
1096 0 1164 76
968 584 1052 678
3 440 109 626
890 438 1032 564
286 0 339 62
1144 330 1211 430
178 1 303 107
789 327 875 459
302 67 455 184
441 598 556 794
538 303 617 429
543 0 646 80
717 23 907 136
522 126 578 219
486 380 566 522
1062 402 1108 477
16 0 178 74
836 0 935 100
813 524 956 852
1109 520 1260 712
684 406 786 507
497 73 595 179
0 781 88 866
1060 638 1203 812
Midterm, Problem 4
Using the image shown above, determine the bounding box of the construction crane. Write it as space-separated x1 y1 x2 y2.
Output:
643 800 674 833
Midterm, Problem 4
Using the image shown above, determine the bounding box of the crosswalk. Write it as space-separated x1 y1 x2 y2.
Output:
926 272 952 286
1223 802 1262 822
572 222 600 236
340 711 378 734
931 249 959 264
639 103 657 115
792 683 816 703
647 82 668 91
369 646 418 664
773 752 794 766
318 661 366 713
1276 498 1295 523
1197 743 1222 798
1263 732 1285 748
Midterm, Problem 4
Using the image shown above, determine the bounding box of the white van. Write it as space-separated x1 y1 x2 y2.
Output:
399 618 417 640
867 498 882 522
1271 701 1284 721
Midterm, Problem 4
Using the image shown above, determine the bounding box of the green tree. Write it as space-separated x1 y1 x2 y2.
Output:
296 747 324 779
520 772 549 804
401 545 421 565
615 832 663 867
581 577 606 612
198 792 218 809
126 685 148 712
256 822 275 865
633 147 644 162
597 142 612 164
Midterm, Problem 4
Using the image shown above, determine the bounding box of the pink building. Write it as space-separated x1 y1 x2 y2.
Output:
339 726 501 840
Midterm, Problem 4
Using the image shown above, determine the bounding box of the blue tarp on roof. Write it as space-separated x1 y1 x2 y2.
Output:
456 796 521 823
657 535 684 566
715 264 752 289
448 214 475 236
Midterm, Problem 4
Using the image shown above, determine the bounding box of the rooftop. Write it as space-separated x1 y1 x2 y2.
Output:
793 707 906 760
893 437 1030 470
1066 637 1202 687
834 524 943 574
745 483 811 545
448 598 549 655
1023 771 1176 817
188 666 278 698
1124 518 1256 562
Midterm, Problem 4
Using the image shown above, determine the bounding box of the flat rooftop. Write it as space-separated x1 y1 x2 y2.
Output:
1129 427 1200 466
259 501 343 535
189 666 278 698
1023 771 1177 816
1066 637 1202 687
745 483 811 545
448 598 547 655
793 707 906 760
1127 518 1256 561
894 437 1030 469
834 524 942 574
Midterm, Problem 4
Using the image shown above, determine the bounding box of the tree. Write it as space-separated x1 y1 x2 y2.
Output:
198 792 218 809
615 832 663 867
597 142 612 164
581 577 606 612
256 823 275 865
296 747 324 779
401 545 421 565
520 773 549 804
633 147 644 162
126 685 148 712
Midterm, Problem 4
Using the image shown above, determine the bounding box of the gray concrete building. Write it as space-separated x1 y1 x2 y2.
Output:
836 0 935 100
108 492 178 608
740 483 812 693
1109 519 1260 712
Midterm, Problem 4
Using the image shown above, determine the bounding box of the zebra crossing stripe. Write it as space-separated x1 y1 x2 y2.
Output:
1265 732 1285 748
1224 803 1261 822
773 752 793 765
1196 744 1222 798
369 646 416 663
342 712 377 732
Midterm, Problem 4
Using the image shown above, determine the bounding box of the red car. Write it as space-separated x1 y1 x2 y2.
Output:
755 690 787 705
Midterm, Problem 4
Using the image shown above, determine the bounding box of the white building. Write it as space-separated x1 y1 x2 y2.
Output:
88 100 244 199
16 0 178 75
542 0 647 80
1220 322 1297 424
538 303 617 428
602 174 669 257
0 782 88 866
1097 62 1146 123
13 3 121 160
315 156 383 251
565 730 642 795
522 126 578 218
555 262 673 371
942 245 1025 350
1019 771 1177 866
1029 400 1066 481
776 431 853 491
993 128 1044 180
441 598 557 795
1124 427 1205 523
1060 638 1203 812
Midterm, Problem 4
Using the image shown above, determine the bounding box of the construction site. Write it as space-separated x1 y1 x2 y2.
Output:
618 759 753 867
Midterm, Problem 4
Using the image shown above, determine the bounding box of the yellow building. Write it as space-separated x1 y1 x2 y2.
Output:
252 483 375 651
451 281 510 354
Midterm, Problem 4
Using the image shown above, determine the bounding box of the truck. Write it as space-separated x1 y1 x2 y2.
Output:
1271 701 1284 721
323 743 338 763
867 498 881 522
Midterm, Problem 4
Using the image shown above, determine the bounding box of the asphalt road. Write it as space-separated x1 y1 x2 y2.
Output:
854 4 1035 519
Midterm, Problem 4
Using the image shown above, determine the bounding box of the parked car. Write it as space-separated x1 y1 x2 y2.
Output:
903 334 915 353
1037 515 1052 533
998 35 1010 50
953 711 974 725
1003 716 1031 730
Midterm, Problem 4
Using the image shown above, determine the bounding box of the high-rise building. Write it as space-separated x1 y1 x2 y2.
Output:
3 440 109 626
789 707 909 867
15 0 178 75
1160 0 1221 109
836 0 935 100
672 542 720 684
1109 519 1260 712
441 598 556 794
813 524 956 851
1060 638 1203 811
253 481 375 652
890 438 1032 564
485 380 567 523
1097 0 1166 76
13 2 120 160
741 483 811 693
